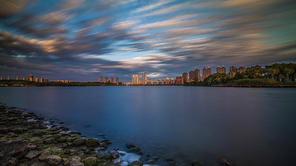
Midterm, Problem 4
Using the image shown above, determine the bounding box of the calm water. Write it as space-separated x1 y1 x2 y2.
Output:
1 86 296 166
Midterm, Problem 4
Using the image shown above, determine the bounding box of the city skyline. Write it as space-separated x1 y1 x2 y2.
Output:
0 0 295 82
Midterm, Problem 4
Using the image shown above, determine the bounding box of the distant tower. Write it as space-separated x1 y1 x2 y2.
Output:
99 77 102 83
110 77 114 83
170 78 174 84
194 69 200 81
0 76 2 80
229 66 237 77
142 72 147 84
116 77 119 85
132 74 139 84
16 76 18 80
35 78 39 82
182 72 188 83
28 74 33 81
104 77 108 83
202 67 211 78
7 76 9 80
165 77 170 84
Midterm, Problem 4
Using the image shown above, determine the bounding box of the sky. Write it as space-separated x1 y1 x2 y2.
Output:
0 0 296 82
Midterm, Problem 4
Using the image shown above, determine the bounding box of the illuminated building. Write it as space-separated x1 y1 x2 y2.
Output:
35 78 39 82
105 77 108 83
28 75 33 81
146 79 151 84
175 76 183 84
116 77 119 85
99 77 102 83
142 72 147 84
202 67 211 78
216 66 226 73
182 72 188 83
110 77 114 83
132 74 139 84
194 69 200 81
165 77 170 84
170 78 174 84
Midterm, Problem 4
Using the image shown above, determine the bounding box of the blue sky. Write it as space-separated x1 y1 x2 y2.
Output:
0 0 296 82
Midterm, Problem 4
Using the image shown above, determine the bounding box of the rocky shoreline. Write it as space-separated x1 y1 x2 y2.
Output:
0 104 232 166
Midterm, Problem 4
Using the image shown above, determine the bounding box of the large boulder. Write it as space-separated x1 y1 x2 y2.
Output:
85 138 100 147
46 155 62 165
24 150 40 159
128 161 143 166
84 157 97 166
73 139 86 146
65 156 81 166
0 140 29 158
0 157 18 166
39 150 50 161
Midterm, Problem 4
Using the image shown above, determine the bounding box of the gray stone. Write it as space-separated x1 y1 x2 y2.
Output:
25 150 40 159
65 156 81 166
46 155 62 165
39 150 50 161
109 150 119 159
1 157 18 166
72 139 86 146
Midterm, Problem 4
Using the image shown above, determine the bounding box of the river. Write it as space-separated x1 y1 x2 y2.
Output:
0 86 295 166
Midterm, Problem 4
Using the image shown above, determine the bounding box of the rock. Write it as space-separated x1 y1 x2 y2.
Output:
73 139 86 146
220 158 232 166
144 159 155 164
0 127 8 134
39 150 50 161
109 150 119 159
65 156 81 166
0 157 18 166
24 150 40 159
44 137 57 144
84 157 97 166
27 145 37 150
85 138 100 147
58 137 67 142
30 162 48 166
100 142 108 149
151 156 159 161
46 155 62 165
191 162 202 166
126 143 136 149
71 163 84 166
96 153 105 159
128 161 143 166
0 140 29 158
69 131 81 135
126 147 141 153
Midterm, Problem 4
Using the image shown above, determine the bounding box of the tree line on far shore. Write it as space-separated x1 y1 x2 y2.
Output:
186 63 296 86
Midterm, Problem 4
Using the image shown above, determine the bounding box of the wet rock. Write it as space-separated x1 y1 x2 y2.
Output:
109 150 119 159
191 162 202 166
44 137 57 144
0 140 29 158
0 127 8 134
58 137 67 142
67 136 80 142
151 156 160 161
73 139 86 146
0 157 18 166
96 153 105 159
71 163 84 166
69 131 81 135
127 161 143 166
100 142 108 149
27 144 37 150
126 147 141 153
30 162 48 166
125 143 136 149
46 155 62 165
39 150 50 161
144 159 155 164
25 150 40 159
65 156 81 166
85 138 100 147
84 157 97 166
220 158 232 166
61 127 69 131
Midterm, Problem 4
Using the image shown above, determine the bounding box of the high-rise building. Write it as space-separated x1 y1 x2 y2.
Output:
216 66 226 73
23 78 25 81
202 67 211 78
7 76 9 80
28 74 33 81
146 79 151 84
229 66 237 77
165 77 170 84
132 74 139 84
105 77 108 83
170 78 174 84
182 72 188 83
175 76 183 84
110 77 114 83
142 72 147 85
99 77 102 83
189 71 195 81
116 77 119 85
35 78 39 82
238 67 246 73
16 76 18 80
194 69 200 81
